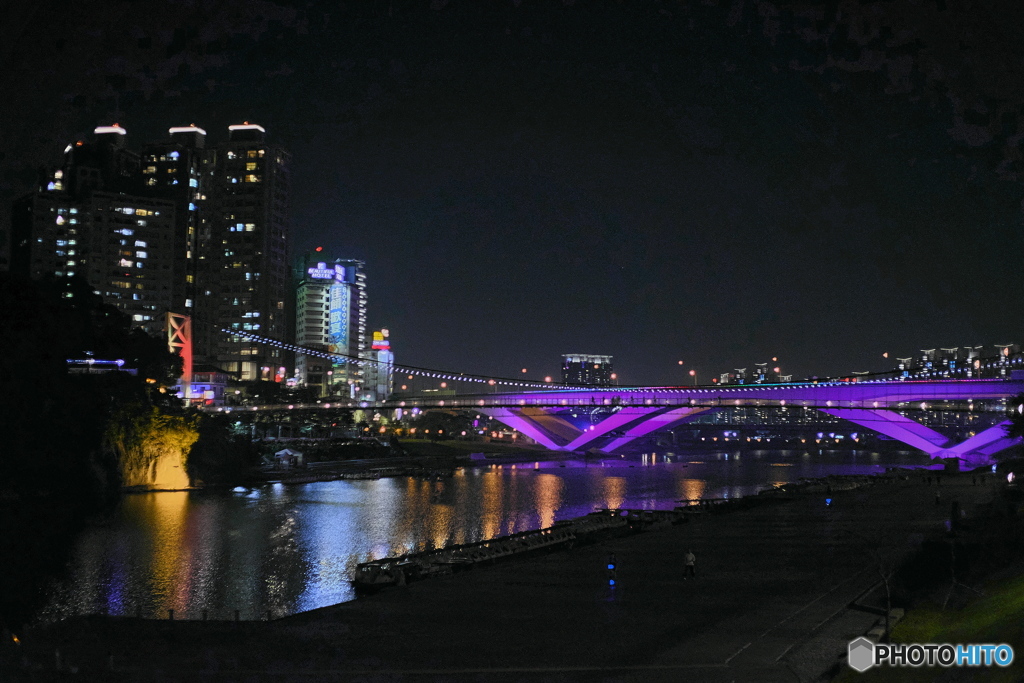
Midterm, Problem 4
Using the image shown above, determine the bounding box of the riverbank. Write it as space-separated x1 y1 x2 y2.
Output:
7 469 1018 681
247 440 567 485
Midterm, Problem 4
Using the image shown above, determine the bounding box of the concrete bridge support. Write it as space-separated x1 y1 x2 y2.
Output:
820 409 1018 468
478 406 712 453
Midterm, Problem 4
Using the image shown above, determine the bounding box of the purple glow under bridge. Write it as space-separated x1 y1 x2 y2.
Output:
380 379 1024 467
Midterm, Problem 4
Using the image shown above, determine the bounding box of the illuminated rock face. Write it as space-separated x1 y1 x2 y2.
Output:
151 448 191 490
114 412 199 490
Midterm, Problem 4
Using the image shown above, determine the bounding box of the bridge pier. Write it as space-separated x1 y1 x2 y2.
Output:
819 409 1018 467
478 406 713 453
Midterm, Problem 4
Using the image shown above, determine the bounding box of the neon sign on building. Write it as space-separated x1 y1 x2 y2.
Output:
308 262 356 283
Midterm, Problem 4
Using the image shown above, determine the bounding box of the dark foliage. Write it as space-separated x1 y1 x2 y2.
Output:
186 413 261 485
0 274 182 628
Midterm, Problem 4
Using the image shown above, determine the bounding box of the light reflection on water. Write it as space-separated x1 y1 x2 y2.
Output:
37 449 929 622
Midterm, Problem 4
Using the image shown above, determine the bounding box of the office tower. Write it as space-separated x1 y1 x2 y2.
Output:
561 354 614 386
294 254 367 397
195 124 292 381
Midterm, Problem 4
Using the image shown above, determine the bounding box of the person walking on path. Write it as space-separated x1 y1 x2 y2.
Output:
684 549 696 578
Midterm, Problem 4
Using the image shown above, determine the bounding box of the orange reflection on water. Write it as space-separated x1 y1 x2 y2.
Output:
602 476 626 509
533 474 564 529
142 492 191 612
480 472 502 539
677 478 706 503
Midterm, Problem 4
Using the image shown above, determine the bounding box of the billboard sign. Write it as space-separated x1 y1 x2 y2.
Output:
328 282 350 355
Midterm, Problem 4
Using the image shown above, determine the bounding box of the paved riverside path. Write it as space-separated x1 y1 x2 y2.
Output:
11 472 1001 682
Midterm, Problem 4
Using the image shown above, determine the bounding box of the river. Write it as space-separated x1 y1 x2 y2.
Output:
35 448 934 623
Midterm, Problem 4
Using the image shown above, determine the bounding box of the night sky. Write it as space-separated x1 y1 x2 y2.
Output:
4 1 1024 385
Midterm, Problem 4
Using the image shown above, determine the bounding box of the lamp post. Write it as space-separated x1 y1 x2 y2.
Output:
689 369 696 386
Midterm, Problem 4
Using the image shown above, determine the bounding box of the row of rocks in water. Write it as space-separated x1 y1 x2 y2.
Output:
352 510 637 591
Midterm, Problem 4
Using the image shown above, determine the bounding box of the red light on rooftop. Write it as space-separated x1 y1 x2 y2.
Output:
315 246 323 252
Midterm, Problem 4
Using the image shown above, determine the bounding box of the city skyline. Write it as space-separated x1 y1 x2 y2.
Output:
4 2 1024 384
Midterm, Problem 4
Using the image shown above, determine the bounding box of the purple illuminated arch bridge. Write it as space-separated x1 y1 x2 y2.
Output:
379 379 1024 468
210 331 1024 468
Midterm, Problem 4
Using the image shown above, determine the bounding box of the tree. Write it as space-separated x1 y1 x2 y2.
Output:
186 413 261 485
1004 393 1024 440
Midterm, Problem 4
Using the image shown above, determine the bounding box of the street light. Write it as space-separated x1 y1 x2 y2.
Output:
689 369 696 386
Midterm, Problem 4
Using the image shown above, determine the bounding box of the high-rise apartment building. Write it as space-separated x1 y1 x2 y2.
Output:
139 124 209 316
194 124 292 381
11 125 176 335
11 122 292 378
561 354 614 386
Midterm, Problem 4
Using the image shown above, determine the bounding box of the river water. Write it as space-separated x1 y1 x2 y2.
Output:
36 449 933 623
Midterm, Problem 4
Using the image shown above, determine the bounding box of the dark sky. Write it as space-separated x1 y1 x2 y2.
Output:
4 1 1024 385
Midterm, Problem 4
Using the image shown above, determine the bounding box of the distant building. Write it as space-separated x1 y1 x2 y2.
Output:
188 364 231 406
294 253 367 397
360 328 394 401
561 354 614 386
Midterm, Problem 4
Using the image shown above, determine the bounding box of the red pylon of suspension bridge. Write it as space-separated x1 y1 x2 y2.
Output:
166 312 193 401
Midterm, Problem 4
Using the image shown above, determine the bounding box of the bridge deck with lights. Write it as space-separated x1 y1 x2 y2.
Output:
207 378 1024 466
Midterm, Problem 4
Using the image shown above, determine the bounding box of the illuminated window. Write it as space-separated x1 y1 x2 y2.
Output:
134 240 147 247
189 178 198 187
245 223 255 231
136 251 147 258
246 162 257 171
244 174 260 183
119 259 133 267
146 178 156 186
226 151 236 159
143 166 156 174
